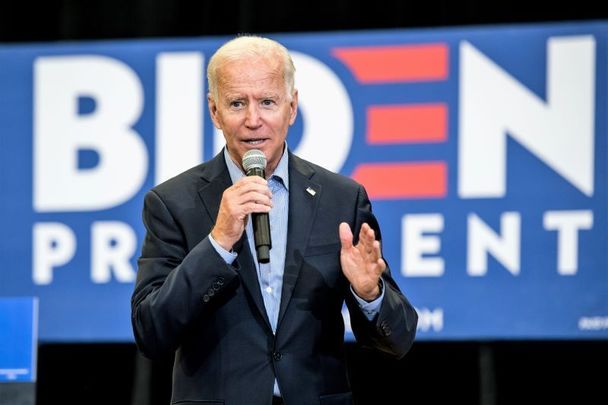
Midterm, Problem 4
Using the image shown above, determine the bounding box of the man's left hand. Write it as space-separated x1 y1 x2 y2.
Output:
339 222 385 301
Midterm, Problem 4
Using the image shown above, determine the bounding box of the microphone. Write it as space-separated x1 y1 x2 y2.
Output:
242 149 272 263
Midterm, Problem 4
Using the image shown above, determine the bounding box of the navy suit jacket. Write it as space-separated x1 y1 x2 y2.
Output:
131 150 418 405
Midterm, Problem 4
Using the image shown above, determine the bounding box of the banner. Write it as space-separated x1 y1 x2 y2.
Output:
1 22 606 341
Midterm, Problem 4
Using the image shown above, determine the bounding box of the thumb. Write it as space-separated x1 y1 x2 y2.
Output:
339 222 353 250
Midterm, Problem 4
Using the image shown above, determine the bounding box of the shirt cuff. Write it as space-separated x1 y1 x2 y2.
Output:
209 234 237 265
350 279 385 321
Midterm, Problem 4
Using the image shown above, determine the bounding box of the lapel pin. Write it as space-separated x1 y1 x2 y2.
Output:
306 187 316 196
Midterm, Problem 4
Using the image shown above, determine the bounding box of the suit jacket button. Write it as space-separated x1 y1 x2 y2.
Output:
208 289 215 296
379 321 391 336
202 294 210 302
272 352 282 361
217 277 225 285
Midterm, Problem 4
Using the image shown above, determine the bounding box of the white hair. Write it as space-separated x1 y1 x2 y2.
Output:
207 35 296 102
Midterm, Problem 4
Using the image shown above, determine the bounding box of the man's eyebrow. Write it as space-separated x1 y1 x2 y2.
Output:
222 90 242 97
223 93 245 101
257 92 282 100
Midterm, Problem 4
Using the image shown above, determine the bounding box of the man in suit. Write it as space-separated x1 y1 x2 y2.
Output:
131 35 418 405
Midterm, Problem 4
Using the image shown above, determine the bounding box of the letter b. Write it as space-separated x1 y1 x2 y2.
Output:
34 55 148 212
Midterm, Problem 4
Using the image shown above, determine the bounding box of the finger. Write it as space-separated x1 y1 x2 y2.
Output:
361 240 380 266
233 176 270 192
358 223 375 254
363 223 376 243
245 201 272 214
238 175 268 185
360 225 382 267
370 240 382 263
376 257 387 273
228 180 273 205
239 193 274 215
359 223 376 243
339 222 354 250
235 181 272 199
244 192 273 208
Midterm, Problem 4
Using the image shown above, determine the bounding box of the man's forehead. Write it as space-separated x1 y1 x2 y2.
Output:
219 70 282 85
220 88 282 100
218 68 285 97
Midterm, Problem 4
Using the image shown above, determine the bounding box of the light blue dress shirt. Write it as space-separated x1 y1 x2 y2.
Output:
208 146 384 396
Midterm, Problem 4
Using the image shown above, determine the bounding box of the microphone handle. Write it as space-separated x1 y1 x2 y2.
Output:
246 166 272 263
252 212 271 263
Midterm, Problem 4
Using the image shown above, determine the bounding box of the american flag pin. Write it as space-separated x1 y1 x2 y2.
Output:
306 187 316 196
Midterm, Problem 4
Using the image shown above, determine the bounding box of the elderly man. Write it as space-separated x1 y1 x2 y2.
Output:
131 35 417 405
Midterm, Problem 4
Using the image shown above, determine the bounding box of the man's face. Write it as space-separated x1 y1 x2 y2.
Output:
208 55 298 176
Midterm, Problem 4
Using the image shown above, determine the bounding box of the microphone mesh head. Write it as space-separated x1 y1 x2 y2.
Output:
242 149 267 171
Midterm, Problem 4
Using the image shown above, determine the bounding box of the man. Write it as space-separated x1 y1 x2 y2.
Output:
131 35 418 405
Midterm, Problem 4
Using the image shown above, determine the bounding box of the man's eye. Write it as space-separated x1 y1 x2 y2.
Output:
262 99 275 106
230 101 244 108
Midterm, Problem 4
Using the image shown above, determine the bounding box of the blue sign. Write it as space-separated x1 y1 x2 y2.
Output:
0 298 38 382
0 21 606 341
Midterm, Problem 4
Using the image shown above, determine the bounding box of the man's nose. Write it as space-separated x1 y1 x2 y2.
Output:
245 104 262 128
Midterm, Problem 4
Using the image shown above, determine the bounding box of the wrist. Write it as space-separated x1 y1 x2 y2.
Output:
210 229 234 252
357 281 382 302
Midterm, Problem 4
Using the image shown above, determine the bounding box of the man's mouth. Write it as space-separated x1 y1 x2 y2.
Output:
244 139 266 145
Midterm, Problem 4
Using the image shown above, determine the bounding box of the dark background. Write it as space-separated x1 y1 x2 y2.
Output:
2 0 608 43
2 1 607 404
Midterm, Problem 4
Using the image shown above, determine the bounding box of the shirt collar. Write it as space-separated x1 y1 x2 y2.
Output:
223 144 290 191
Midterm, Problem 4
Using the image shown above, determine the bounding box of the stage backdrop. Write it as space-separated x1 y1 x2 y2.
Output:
1 21 607 342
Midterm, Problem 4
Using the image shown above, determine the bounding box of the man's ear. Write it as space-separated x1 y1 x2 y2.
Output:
208 94 221 129
289 89 299 125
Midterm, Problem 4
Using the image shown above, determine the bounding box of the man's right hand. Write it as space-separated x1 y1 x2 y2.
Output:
210 176 273 251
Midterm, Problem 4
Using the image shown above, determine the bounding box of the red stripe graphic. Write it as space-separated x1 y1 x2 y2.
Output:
332 43 448 83
367 104 447 144
352 162 447 199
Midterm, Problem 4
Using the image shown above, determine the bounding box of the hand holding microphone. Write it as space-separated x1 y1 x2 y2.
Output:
210 150 272 260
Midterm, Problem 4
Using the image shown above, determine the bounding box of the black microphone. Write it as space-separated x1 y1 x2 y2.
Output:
242 149 272 263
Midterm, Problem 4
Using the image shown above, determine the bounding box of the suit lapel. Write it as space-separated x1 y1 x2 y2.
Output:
233 236 273 331
197 158 231 225
277 153 321 327
197 151 272 332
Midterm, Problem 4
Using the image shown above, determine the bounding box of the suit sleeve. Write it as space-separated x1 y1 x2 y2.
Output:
130 189 239 359
344 185 418 359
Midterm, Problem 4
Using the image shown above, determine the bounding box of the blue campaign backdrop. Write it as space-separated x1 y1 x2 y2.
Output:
0 21 606 342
